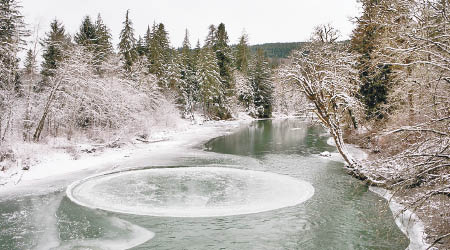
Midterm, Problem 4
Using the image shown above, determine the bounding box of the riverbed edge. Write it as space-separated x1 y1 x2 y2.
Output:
326 138 431 250
0 117 254 194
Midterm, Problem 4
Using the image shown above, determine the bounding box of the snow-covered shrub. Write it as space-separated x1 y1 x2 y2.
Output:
28 46 179 143
272 68 309 116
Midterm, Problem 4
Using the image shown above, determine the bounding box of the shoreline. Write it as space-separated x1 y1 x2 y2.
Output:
0 118 253 196
326 137 430 250
369 186 430 250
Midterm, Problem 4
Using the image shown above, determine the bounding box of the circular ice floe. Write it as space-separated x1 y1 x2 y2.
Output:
67 167 314 217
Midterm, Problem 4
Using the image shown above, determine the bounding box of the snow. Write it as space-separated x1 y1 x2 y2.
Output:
0 118 252 194
319 151 332 157
326 137 368 162
370 187 431 250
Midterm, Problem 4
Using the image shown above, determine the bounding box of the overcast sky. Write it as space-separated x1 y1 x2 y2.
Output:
21 0 361 48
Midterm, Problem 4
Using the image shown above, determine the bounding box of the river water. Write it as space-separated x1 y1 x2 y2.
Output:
0 119 408 249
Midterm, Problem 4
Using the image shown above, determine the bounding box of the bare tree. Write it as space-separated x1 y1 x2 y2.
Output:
33 45 169 142
310 23 341 44
281 40 364 175
272 68 309 116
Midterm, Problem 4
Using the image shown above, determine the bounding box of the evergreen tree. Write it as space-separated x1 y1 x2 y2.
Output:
74 16 96 48
235 32 250 73
24 49 36 75
351 0 393 120
213 23 233 95
155 23 171 68
147 22 159 75
204 24 216 48
197 47 229 119
191 40 202 101
181 29 191 66
93 14 113 63
0 0 27 91
118 10 137 73
143 25 152 56
41 19 70 78
177 29 199 118
74 14 113 74
180 29 193 84
193 40 201 66
136 36 146 57
249 48 273 118
148 22 171 78
148 22 172 85
160 50 182 89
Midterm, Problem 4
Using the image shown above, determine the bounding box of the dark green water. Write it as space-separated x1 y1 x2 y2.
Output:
0 119 408 249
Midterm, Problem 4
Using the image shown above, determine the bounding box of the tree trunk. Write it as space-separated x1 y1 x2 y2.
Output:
33 77 62 142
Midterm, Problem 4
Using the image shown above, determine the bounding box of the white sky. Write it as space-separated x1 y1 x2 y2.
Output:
21 0 361 49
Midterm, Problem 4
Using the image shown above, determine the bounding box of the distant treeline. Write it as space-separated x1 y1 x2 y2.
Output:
249 42 308 59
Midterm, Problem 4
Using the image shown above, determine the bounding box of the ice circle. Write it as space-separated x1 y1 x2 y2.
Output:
66 167 315 217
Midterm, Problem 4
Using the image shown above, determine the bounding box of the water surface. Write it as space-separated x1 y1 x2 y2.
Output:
0 119 408 249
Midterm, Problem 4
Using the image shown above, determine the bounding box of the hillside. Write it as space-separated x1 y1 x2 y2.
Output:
249 42 308 59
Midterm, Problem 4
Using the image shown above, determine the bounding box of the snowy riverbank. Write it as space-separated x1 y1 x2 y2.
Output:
370 187 430 250
326 137 430 250
0 116 253 195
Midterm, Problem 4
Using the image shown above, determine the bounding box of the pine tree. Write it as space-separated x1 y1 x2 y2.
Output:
155 23 170 54
24 49 36 75
249 48 273 118
180 29 193 85
41 19 70 78
147 22 159 75
235 32 250 73
192 40 202 92
118 10 137 73
74 14 113 74
197 47 229 119
213 23 233 95
147 22 172 86
136 36 146 57
351 0 393 120
160 50 182 89
181 29 191 66
193 40 201 66
177 29 199 118
74 16 96 48
155 23 171 69
93 14 113 64
0 0 28 91
148 22 171 79
143 25 152 56
204 24 216 48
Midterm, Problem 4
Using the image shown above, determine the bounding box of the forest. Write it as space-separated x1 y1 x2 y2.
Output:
1 5 278 143
250 42 306 59
0 0 449 248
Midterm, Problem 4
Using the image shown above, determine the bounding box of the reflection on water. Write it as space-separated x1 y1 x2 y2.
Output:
0 119 409 250
205 119 333 156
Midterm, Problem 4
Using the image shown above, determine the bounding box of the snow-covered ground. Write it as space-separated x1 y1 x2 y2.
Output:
0 115 253 196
